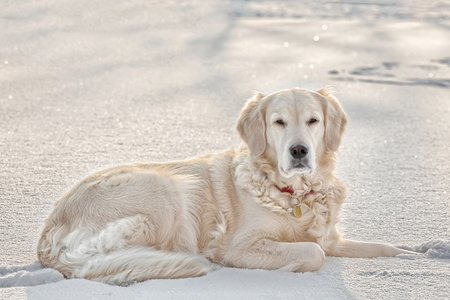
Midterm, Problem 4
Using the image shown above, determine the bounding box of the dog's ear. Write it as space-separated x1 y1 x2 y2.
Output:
317 88 347 152
237 92 267 157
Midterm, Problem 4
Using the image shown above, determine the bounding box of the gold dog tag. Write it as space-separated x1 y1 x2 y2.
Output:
292 205 302 218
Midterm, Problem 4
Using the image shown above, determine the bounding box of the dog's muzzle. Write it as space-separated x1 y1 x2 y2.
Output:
279 142 313 178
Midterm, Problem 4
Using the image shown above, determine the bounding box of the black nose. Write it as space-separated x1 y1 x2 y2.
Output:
290 143 309 159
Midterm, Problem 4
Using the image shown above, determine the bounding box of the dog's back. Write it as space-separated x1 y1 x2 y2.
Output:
37 152 238 285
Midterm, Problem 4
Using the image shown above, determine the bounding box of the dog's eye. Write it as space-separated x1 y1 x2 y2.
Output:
275 119 285 126
308 118 318 125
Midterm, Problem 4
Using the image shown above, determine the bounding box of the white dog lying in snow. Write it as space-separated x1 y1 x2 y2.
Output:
38 88 413 285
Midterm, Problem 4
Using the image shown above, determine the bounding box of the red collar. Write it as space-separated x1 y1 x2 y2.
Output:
275 185 314 196
275 185 294 194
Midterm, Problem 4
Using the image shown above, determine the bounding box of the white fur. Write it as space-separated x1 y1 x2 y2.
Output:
37 88 414 285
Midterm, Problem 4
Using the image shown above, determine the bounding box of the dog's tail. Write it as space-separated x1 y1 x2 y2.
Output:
69 247 211 285
37 215 211 285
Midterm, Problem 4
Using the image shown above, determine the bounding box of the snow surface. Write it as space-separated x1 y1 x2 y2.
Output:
1 0 449 299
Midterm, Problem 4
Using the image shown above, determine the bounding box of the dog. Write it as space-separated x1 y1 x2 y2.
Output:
37 88 412 285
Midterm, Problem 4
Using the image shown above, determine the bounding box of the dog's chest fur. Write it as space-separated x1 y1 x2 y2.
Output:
234 151 346 244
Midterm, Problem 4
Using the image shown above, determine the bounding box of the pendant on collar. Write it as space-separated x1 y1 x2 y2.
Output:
292 205 302 218
274 185 315 218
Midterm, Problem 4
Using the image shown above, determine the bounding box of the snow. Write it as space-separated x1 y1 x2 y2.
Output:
401 240 450 260
1 0 449 299
0 263 63 288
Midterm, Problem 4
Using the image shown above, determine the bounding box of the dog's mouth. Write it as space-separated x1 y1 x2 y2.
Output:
280 162 312 178
293 162 306 169
292 157 311 170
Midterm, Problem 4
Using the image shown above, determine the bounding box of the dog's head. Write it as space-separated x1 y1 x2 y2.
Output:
237 88 347 178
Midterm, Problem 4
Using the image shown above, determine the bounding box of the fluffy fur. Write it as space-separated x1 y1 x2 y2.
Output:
37 88 412 285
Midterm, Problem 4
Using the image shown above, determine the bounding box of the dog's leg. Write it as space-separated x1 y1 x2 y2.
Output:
47 215 211 284
324 239 416 258
73 247 211 285
224 239 325 272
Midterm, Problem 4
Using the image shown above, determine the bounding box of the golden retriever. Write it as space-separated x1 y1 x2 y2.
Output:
37 88 411 285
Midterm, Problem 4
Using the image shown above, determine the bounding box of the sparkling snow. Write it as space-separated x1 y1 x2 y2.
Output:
1 1 449 299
